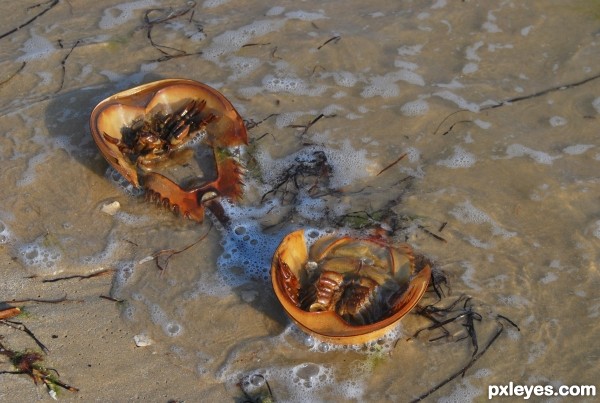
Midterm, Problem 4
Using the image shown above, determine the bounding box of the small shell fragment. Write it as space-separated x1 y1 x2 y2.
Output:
101 201 121 216
134 334 154 347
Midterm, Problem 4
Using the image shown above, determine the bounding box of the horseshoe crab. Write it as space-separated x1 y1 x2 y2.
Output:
271 230 431 344
90 79 247 222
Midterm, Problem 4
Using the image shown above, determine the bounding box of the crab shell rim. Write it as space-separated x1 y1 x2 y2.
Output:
271 229 431 345
89 78 247 188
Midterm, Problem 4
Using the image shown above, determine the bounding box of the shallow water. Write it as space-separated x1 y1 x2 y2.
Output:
1 0 599 401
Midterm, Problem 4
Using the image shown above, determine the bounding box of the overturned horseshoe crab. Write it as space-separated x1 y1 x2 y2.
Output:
90 79 247 222
272 230 431 344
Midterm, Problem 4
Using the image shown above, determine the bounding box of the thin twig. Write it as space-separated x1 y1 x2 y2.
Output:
0 62 26 87
6 295 69 304
418 224 447 243
56 39 80 93
1 320 49 353
151 223 213 272
288 113 332 136
42 268 115 283
410 323 505 402
0 0 59 41
482 71 600 110
377 153 407 176
99 295 124 303
317 35 340 50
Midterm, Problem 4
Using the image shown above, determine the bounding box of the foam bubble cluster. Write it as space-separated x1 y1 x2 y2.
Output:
400 99 429 116
593 97 600 114
592 220 600 240
505 144 559 165
562 144 594 155
549 116 567 127
133 293 183 337
202 20 285 62
18 236 62 273
17 29 56 62
99 0 158 30
437 146 476 168
256 141 375 191
450 200 516 238
262 74 327 96
0 220 11 244
300 323 404 354
433 90 480 112
215 201 289 286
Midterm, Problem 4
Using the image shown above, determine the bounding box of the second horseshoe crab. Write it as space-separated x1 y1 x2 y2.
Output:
90 79 247 222
272 230 431 344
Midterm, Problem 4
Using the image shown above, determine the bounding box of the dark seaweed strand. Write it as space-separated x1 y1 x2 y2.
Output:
1 320 49 353
410 322 505 402
435 72 600 136
288 113 326 137
56 39 80 93
0 0 59 40
142 2 203 62
317 35 341 50
482 71 600 110
0 62 26 87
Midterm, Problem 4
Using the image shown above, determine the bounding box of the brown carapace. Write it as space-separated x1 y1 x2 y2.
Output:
90 79 247 222
272 230 431 344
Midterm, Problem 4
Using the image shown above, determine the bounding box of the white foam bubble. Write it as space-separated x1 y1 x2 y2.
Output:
474 119 491 129
215 202 288 287
562 144 594 155
438 378 483 403
540 272 558 284
18 236 62 273
141 297 183 337
226 56 260 80
361 74 399 98
396 69 425 86
462 62 479 74
397 44 423 56
505 144 559 165
202 20 286 62
322 140 377 188
405 147 421 163
262 74 326 96
285 10 327 21
99 0 158 30
549 116 567 127
202 0 230 8
266 6 285 16
592 220 600 240
521 25 533 36
465 41 484 61
593 97 600 114
0 220 11 244
433 90 480 112
450 200 516 238
498 294 531 307
460 261 482 290
437 146 476 168
331 71 358 87
111 261 136 297
400 99 429 116
16 29 56 62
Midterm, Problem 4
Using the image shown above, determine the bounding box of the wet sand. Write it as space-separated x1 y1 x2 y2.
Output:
1 1 599 401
